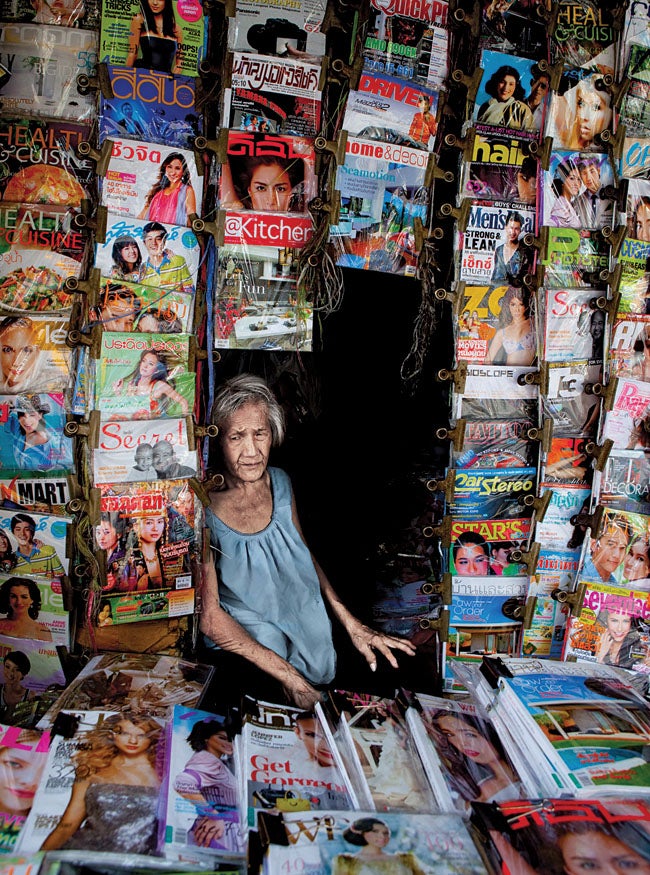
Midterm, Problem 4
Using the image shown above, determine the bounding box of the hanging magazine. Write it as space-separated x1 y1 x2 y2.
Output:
0 724 49 855
0 508 70 578
546 68 613 154
609 313 650 380
473 50 541 136
0 0 99 26
91 277 194 334
542 150 615 231
460 130 538 205
449 467 537 520
543 288 605 363
450 519 531 576
0 476 71 513
459 200 535 285
542 360 603 436
550 0 619 70
542 228 611 290
619 237 650 313
92 418 198 484
455 283 536 365
0 573 70 646
600 376 650 450
227 0 327 59
453 418 538 469
0 633 66 727
0 395 73 476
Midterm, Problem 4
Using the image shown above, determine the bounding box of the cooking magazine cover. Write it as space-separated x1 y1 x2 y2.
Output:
224 53 322 138
550 0 618 70
459 200 535 285
94 478 199 594
90 277 194 334
227 0 327 59
330 136 429 277
99 0 204 77
0 24 97 122
92 418 198 484
460 130 539 205
94 332 195 420
101 140 203 228
455 283 536 365
0 119 93 205
99 65 202 149
0 395 73 475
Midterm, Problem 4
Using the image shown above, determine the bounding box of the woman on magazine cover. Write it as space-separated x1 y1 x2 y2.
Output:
549 157 582 229
125 0 183 74
486 286 535 366
40 713 162 854
476 65 535 132
230 156 306 213
122 513 167 590
554 76 610 151
0 318 41 394
109 236 144 283
114 349 189 418
0 728 45 825
139 153 197 227
0 532 17 574
595 606 644 669
0 652 35 725
8 395 67 473
0 577 52 641
332 818 428 875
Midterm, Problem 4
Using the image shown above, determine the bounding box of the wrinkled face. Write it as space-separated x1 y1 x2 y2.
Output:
579 162 601 193
221 402 272 484
436 715 497 765
139 516 165 544
96 521 119 551
496 74 517 101
248 164 292 212
295 718 335 767
636 203 650 243
12 521 34 549
206 730 233 758
0 747 44 814
0 325 39 388
112 720 152 756
362 824 391 850
17 411 42 435
152 443 175 474
624 542 650 581
560 831 650 875
9 585 32 615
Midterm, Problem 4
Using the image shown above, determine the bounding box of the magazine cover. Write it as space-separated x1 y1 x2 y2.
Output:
0 477 70 514
37 653 213 731
0 632 66 709
0 724 48 856
524 547 582 659
0 573 69 646
0 204 85 315
547 68 613 153
224 53 321 138
0 24 97 122
412 693 524 813
455 284 536 365
95 478 199 594
543 288 606 363
564 580 650 671
342 74 439 151
543 436 591 484
215 241 312 352
601 376 650 450
99 0 204 77
101 140 203 227
0 0 99 26
543 360 603 436
99 66 201 149
444 623 522 692
17 709 166 855
619 237 650 313
459 200 535 285
219 132 316 214
473 50 542 135
0 395 73 476
623 132 650 179
241 698 353 827
609 313 650 381
227 0 327 59
543 151 615 230
92 418 198 484
90 277 194 333
0 316 70 397
578 507 649 586
542 228 611 289
449 519 531 575
163 705 244 860
627 178 650 247
473 797 650 875
450 574 528 631
621 44 650 140
100 587 194 625
94 332 194 420
0 508 70 578
479 0 547 59
454 418 538 469
535 482 592 551
461 130 539 204
0 120 93 205
330 136 429 277
458 365 538 407
551 0 618 70
599 450 650 514
371 553 442 638
364 0 449 90
449 466 537 520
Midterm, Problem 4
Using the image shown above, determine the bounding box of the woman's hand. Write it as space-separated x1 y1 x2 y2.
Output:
347 621 416 672
192 816 224 848
595 630 613 663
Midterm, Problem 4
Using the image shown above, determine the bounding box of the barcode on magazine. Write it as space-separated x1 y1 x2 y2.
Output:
174 828 189 844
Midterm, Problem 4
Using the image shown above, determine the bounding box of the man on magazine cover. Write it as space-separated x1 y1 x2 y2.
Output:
573 155 614 229
490 211 533 285
581 520 632 583
140 222 195 295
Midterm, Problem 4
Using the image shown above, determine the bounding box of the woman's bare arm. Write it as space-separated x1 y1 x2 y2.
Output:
40 778 89 850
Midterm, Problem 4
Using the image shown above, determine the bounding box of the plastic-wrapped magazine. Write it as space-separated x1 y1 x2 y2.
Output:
0 395 73 476
0 120 93 205
0 316 70 396
240 697 353 828
0 724 49 854
542 150 615 231
449 467 536 520
619 237 650 312
535 482 591 551
94 332 194 420
342 74 439 151
95 213 201 296
0 573 70 645
0 204 85 315
370 553 442 638
0 855 41 874
0 25 97 122
455 284 536 366
543 360 603 436
461 130 538 204
609 313 650 380
546 68 613 154
364 0 449 90
453 418 538 469
542 228 610 289
543 436 591 485
0 633 66 727
450 519 531 576
0 507 71 578
90 277 194 334
99 0 204 77
601 376 650 450
17 710 166 855
162 705 244 861
330 136 429 277
327 690 434 812
456 398 538 427
578 507 649 586
101 141 204 228
471 797 650 875
224 54 321 138
94 478 199 594
621 44 650 139
459 200 535 285
621 0 650 68
457 364 538 407
479 0 547 59
599 450 650 514
627 178 650 244
444 626 522 694
408 693 525 813
623 133 650 179
227 0 327 59
449 574 528 635
0 0 99 25
543 287 605 363
219 132 316 214
473 50 541 135
100 587 194 626
550 0 618 70
99 66 201 149
37 653 213 731
524 547 582 659
0 476 71 513
563 580 650 671
92 417 198 484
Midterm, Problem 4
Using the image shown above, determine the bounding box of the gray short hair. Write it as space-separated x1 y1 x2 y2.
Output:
211 374 285 446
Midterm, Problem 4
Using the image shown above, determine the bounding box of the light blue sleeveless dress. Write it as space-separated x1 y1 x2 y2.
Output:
204 467 336 685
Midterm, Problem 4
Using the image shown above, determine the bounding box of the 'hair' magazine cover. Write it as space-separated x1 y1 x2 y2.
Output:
460 130 539 205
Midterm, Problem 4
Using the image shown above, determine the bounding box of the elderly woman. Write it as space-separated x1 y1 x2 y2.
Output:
200 374 415 708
